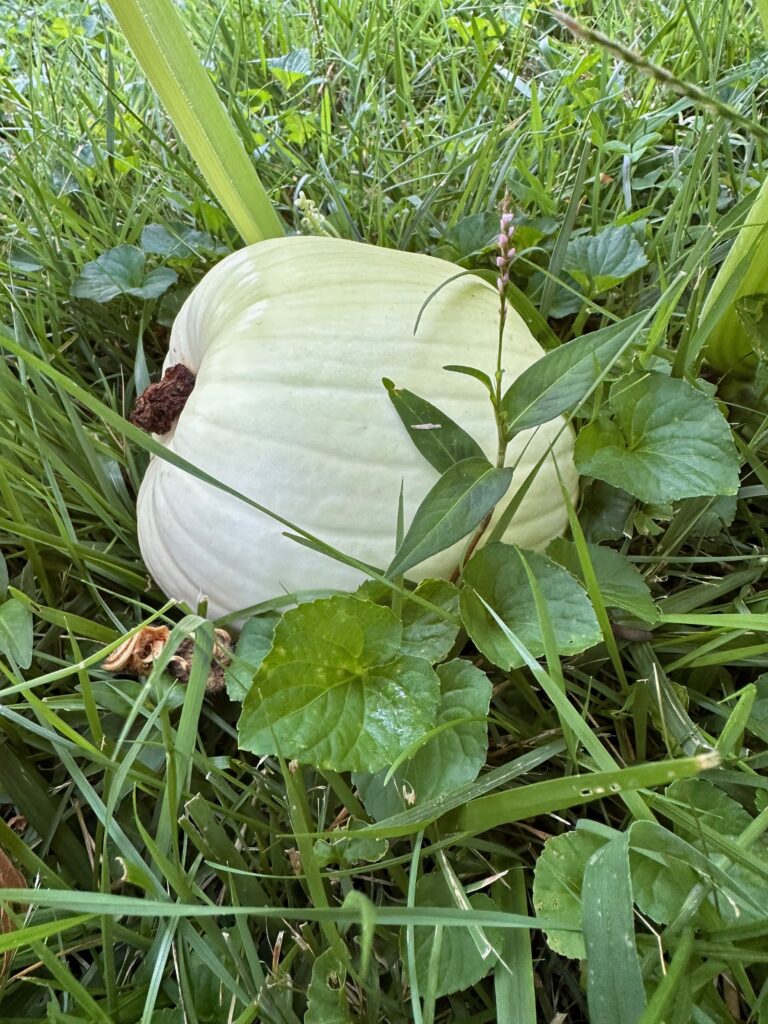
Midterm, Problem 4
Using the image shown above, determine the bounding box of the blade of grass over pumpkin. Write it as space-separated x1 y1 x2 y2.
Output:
106 0 283 243
0 327 453 626
440 754 718 835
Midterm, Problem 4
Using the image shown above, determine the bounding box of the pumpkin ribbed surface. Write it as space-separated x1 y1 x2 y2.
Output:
137 236 578 619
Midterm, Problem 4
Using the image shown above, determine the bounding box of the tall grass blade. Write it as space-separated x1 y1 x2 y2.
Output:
107 0 284 242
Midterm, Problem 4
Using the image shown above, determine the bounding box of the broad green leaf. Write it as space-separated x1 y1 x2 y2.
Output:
532 830 605 959
547 538 658 622
305 949 353 1024
354 658 492 820
582 833 646 1024
562 225 648 295
137 267 179 299
645 778 768 925
314 819 389 868
387 458 513 578
630 818 766 926
401 579 461 661
527 269 583 318
630 849 700 928
403 873 503 997
384 379 486 474
438 211 500 262
0 554 7 598
688 495 738 538
0 598 33 669
460 545 601 670
107 0 283 243
735 293 768 361
237 596 440 772
579 480 636 543
140 222 219 257
70 245 177 302
574 372 740 503
502 314 644 437
353 578 460 663
224 613 280 701
267 48 311 85
157 284 193 327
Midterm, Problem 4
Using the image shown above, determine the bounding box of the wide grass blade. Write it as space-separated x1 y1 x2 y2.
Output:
107 0 284 242
582 833 646 1024
440 754 718 835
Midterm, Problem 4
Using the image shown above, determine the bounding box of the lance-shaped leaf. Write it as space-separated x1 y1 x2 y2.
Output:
383 379 486 473
387 458 513 578
501 312 644 438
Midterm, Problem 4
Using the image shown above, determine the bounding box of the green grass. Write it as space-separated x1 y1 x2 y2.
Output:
2 0 768 1021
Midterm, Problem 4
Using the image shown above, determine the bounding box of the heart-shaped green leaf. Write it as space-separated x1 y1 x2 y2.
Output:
574 372 740 503
70 245 177 302
237 595 440 771
460 544 601 670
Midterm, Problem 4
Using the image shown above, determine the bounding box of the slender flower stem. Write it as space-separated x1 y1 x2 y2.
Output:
451 197 516 582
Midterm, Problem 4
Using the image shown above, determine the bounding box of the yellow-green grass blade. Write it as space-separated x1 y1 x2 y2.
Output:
699 176 768 374
107 0 283 243
755 0 768 41
440 754 718 835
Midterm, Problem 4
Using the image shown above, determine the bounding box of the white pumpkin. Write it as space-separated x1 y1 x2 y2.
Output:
136 236 578 619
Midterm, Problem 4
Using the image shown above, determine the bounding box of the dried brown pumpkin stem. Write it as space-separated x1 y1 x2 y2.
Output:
130 364 196 434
